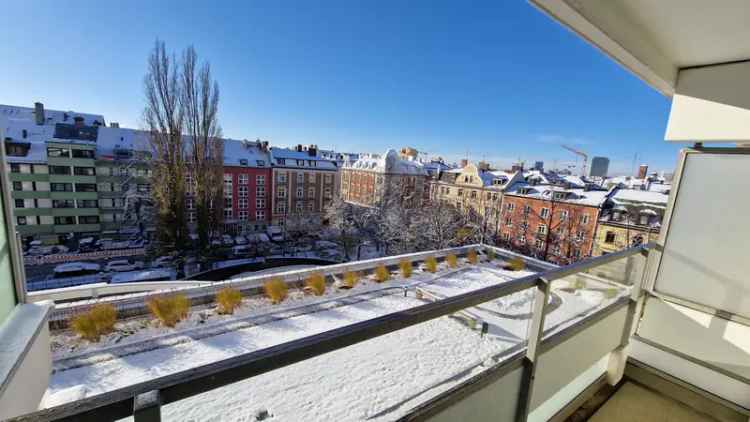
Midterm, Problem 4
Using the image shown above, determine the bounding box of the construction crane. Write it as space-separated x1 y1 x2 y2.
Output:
561 145 588 176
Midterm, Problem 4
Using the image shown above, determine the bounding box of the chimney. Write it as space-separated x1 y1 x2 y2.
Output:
110 122 120 128
308 144 317 157
638 164 648 179
296 144 303 152
74 116 85 128
34 102 45 125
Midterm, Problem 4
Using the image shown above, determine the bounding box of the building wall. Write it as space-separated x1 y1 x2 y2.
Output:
591 222 659 256
341 168 377 206
498 195 600 264
271 167 337 225
221 166 272 232
341 167 425 208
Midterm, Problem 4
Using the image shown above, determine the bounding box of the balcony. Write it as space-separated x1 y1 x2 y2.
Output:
0 240 741 422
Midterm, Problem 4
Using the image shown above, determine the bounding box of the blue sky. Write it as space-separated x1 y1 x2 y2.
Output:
0 1 682 174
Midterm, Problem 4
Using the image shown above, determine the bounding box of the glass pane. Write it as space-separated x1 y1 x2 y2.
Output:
0 182 18 323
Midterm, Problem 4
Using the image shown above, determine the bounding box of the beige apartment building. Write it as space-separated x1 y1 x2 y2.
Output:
340 148 427 207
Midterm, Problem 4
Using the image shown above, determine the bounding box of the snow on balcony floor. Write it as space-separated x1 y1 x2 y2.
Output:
42 262 627 421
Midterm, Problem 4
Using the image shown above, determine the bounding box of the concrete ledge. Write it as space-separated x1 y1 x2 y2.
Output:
0 301 53 419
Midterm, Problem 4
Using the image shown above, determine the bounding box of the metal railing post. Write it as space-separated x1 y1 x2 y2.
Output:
133 390 161 422
515 276 551 422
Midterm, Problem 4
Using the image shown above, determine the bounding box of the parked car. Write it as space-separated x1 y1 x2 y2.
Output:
221 235 234 246
234 235 249 245
151 256 175 268
105 259 145 272
315 240 338 250
128 238 146 249
266 226 284 242
78 237 99 252
231 245 253 257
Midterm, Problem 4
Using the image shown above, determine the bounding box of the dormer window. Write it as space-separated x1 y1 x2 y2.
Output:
276 158 286 165
239 159 248 166
256 160 265 166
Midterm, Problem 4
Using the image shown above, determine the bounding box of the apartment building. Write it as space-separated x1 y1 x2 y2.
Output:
340 148 427 207
270 145 338 226
431 162 524 232
218 139 272 232
499 181 612 264
592 189 669 256
2 103 106 243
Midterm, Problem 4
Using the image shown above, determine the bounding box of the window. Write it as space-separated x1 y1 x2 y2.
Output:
296 202 304 212
576 231 585 241
492 193 498 201
256 198 266 208
47 147 70 157
605 231 616 243
9 163 20 173
75 183 97 192
12 181 22 191
238 198 248 209
186 198 195 210
324 174 333 184
238 174 249 185
276 202 286 213
502 232 510 241
71 149 95 159
552 244 561 255
256 185 265 197
505 217 512 227
523 204 531 214
74 167 96 176
307 201 314 211
457 189 463 197
49 165 71 175
297 172 304 184
224 209 234 219
16 216 27 226
188 212 196 223
277 173 287 183
239 210 249 220
518 236 526 245
78 199 97 208
137 184 150 193
296 160 304 167
560 210 568 221
238 185 248 198
51 183 73 192
573 249 581 259
278 186 287 198
535 239 545 249
580 214 589 225
538 224 547 235
53 199 75 208
540 208 549 218
14 199 24 208
276 158 286 165
256 210 266 220
98 182 112 192
296 187 304 199
324 187 332 199
54 216 76 225
78 215 100 224
308 187 315 198
308 172 315 182
5 143 28 156
506 203 515 212
256 175 265 185
256 160 265 167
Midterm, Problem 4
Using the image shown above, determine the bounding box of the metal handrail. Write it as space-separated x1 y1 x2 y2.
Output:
8 243 652 422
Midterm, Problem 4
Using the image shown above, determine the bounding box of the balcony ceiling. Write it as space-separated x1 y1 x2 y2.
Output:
529 0 750 96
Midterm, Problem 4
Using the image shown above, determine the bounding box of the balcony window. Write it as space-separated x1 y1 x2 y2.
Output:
47 147 70 158
78 199 98 208
71 149 95 159
51 183 73 192
49 165 71 175
74 183 97 192
73 167 96 176
53 200 75 208
78 215 99 224
54 216 76 225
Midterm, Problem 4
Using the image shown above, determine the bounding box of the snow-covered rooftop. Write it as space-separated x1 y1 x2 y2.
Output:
223 139 271 167
270 147 338 170
0 104 104 127
95 127 151 159
345 149 427 176
505 182 612 207
612 189 669 206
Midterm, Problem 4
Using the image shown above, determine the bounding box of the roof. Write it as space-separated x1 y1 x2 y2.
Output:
505 182 612 207
222 139 271 167
0 104 105 127
345 149 427 176
612 189 669 206
95 127 151 158
270 147 337 170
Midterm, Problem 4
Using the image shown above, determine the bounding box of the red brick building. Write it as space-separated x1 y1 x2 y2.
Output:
340 149 427 207
498 184 612 264
186 139 273 233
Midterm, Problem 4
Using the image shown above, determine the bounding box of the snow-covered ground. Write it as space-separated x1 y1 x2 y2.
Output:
43 260 626 421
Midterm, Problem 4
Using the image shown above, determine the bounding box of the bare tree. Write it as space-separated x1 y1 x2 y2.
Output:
181 46 223 250
144 40 189 250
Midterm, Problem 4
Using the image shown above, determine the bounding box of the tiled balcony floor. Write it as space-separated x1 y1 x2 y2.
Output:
590 382 715 422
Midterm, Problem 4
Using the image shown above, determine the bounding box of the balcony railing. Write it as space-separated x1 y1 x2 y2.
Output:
10 243 653 422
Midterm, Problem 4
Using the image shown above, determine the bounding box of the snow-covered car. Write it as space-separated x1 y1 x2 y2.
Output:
128 238 146 248
234 235 249 245
266 226 284 242
151 256 175 268
105 259 145 272
315 240 338 250
295 244 313 253
221 235 234 246
268 245 283 255
210 238 223 247
232 245 252 257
